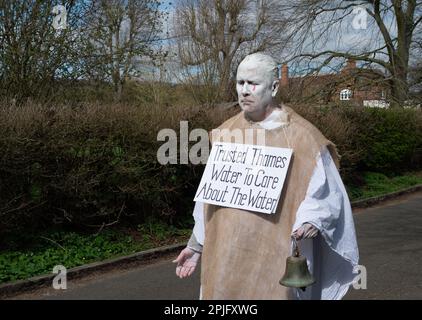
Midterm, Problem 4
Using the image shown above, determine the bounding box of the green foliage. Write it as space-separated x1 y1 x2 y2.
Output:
0 231 130 283
293 105 422 178
0 223 192 284
137 217 192 243
346 171 422 201
357 108 421 172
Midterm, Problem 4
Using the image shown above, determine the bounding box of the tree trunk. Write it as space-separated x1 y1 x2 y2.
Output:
390 57 409 108
113 70 123 102
390 77 408 108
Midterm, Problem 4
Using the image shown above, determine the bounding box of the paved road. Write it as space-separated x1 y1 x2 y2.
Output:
9 192 422 300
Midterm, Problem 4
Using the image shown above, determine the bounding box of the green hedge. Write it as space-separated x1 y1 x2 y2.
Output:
352 108 421 172
292 105 422 179
0 102 420 236
0 102 235 236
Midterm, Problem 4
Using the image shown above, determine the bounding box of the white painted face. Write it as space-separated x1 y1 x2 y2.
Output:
236 57 279 118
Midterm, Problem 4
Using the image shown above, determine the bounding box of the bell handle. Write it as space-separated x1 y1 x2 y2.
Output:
291 236 300 257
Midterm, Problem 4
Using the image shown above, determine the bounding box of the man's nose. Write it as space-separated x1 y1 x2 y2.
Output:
241 83 251 96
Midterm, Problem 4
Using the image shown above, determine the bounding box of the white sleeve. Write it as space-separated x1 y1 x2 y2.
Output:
293 147 359 300
192 201 205 246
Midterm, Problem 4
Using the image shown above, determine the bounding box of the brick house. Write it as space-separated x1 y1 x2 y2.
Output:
278 60 390 107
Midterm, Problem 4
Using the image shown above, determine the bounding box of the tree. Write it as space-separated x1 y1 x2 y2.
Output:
0 0 83 103
173 0 286 103
81 0 165 101
279 0 422 107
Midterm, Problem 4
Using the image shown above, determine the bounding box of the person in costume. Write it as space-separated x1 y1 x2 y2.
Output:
173 52 359 300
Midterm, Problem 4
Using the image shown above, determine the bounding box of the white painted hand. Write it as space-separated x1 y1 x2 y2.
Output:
292 223 319 240
172 247 201 279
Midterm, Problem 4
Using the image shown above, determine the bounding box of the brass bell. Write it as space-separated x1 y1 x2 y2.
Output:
279 237 315 291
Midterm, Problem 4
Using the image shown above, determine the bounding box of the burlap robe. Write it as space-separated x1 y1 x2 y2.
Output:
201 105 340 299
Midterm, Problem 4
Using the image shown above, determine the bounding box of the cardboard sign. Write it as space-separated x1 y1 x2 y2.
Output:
194 142 293 214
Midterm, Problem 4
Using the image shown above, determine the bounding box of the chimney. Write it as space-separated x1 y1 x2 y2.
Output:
280 63 289 87
342 59 357 73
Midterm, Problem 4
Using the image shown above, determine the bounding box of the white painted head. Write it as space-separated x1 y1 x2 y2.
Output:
236 52 279 122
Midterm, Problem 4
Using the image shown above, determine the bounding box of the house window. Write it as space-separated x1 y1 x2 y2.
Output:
340 89 352 101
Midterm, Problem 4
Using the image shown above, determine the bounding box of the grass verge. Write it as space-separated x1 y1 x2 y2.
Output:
0 220 191 284
347 171 422 201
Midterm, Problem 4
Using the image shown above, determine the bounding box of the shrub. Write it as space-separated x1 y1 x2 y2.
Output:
291 104 422 181
354 108 421 173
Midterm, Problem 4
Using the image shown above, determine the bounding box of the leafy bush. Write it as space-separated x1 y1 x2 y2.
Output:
292 104 422 181
353 108 421 172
